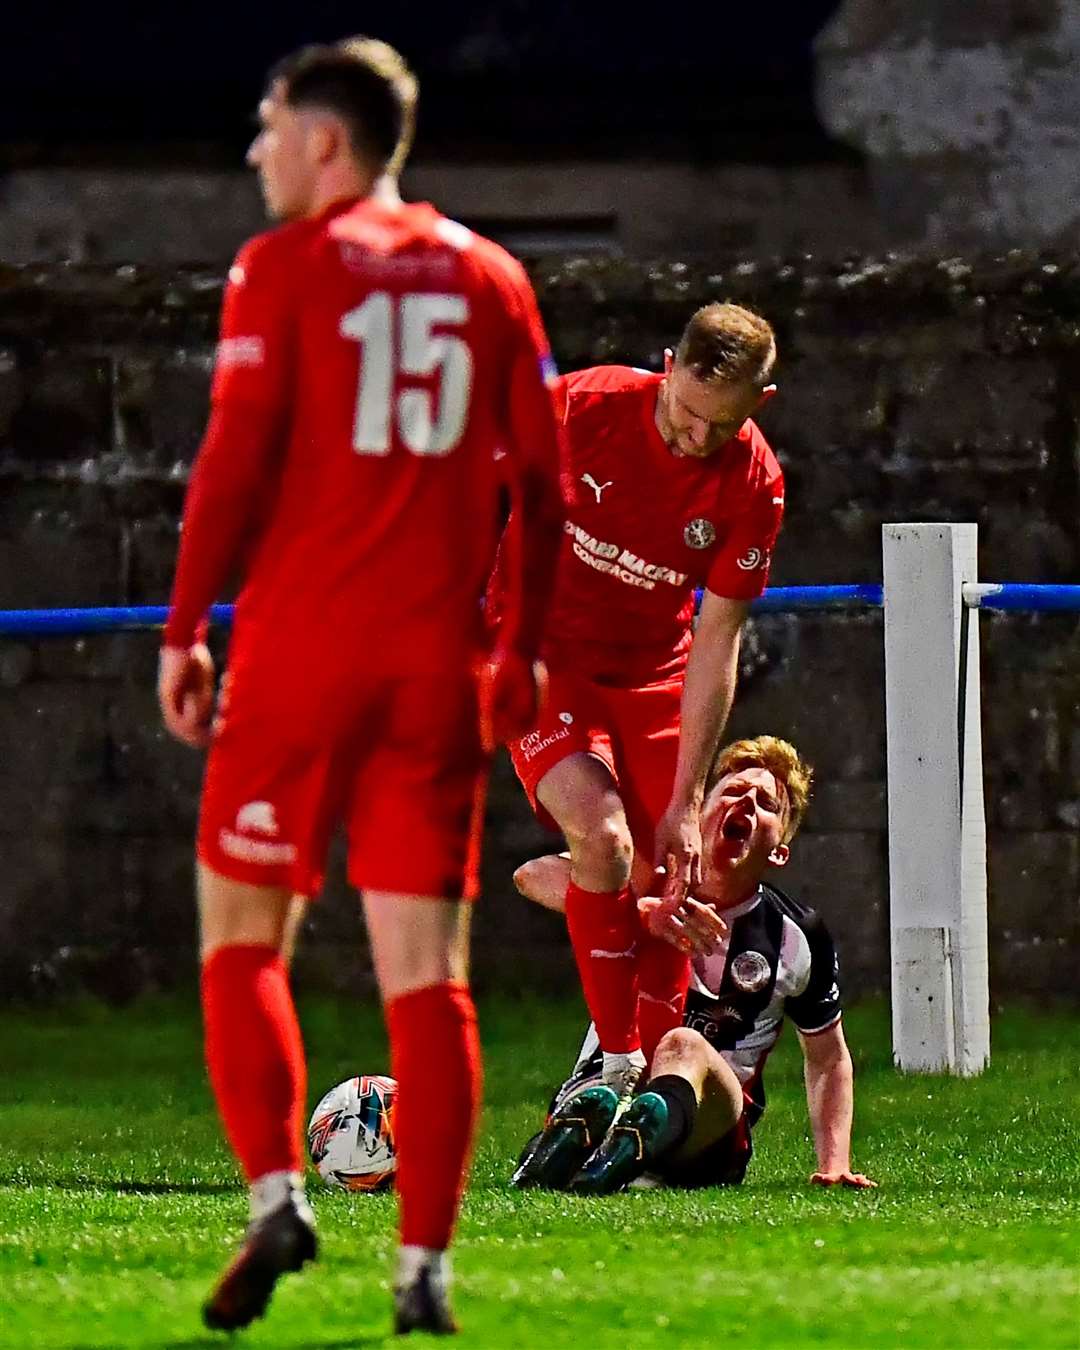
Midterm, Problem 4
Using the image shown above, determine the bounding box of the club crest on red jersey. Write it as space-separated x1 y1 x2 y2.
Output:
684 518 716 549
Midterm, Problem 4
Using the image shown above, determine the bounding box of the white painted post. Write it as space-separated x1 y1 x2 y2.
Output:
882 524 990 1074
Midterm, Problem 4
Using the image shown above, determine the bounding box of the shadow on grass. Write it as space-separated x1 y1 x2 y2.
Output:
0 1174 238 1196
56 1342 387 1350
155 1340 386 1349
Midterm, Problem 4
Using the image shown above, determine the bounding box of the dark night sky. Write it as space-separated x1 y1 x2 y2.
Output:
1 2 845 163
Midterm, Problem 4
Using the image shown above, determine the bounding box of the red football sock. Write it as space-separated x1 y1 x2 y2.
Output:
636 930 691 1068
200 944 307 1182
564 880 641 1054
387 981 482 1251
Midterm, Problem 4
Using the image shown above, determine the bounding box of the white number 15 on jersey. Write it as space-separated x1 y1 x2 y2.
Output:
340 291 473 457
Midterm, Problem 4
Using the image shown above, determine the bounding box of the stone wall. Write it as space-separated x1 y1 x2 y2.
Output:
0 251 1077 1004
817 0 1080 248
0 162 884 267
8 4 1080 266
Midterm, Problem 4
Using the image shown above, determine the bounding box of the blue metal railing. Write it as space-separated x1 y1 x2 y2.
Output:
962 583 1080 612
0 587 883 637
748 584 882 613
0 582 1075 638
0 604 236 637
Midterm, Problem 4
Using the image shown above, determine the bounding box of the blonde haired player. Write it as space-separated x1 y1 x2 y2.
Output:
495 304 785 1111
512 737 877 1193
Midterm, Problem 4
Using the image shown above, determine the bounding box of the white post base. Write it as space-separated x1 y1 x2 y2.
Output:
883 524 990 1075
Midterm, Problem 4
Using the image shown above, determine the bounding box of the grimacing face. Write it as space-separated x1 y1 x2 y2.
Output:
247 81 322 221
657 357 773 459
700 765 791 884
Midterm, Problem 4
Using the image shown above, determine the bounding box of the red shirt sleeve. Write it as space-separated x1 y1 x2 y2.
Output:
489 256 565 660
163 234 294 648
209 235 295 411
551 373 570 424
704 463 785 601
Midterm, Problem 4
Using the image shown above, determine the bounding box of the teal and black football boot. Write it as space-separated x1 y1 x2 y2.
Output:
568 1090 670 1195
511 1084 619 1191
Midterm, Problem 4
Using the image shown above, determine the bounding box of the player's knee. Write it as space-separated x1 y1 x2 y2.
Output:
513 860 544 902
510 864 534 896
655 1025 710 1070
563 810 632 872
512 854 572 912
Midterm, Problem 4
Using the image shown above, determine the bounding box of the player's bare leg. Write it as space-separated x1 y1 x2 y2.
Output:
279 893 309 969
571 1027 743 1193
536 754 646 1103
363 890 477 1336
513 852 572 912
513 850 656 914
198 866 317 1331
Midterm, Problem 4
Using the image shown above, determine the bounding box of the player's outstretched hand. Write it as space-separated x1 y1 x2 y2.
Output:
477 646 548 752
653 801 704 908
639 895 727 956
809 1169 878 1189
158 643 216 748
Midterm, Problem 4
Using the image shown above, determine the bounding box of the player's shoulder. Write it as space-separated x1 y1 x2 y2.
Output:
564 365 660 397
435 220 549 338
734 418 783 490
229 217 323 285
558 365 660 417
444 220 531 294
760 881 830 943
459 225 524 277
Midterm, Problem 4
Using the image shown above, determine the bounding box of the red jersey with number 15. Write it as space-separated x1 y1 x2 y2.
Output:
165 197 560 676
543 365 784 685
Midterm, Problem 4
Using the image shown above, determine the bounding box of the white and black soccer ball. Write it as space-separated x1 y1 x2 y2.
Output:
307 1074 397 1192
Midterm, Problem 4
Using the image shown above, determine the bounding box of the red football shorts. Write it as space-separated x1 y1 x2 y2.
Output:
508 668 683 855
198 664 488 899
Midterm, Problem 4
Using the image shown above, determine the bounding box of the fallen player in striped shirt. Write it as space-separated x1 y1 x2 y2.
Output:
512 735 877 1193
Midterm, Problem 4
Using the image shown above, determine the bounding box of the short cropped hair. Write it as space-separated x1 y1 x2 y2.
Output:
675 302 777 389
268 37 418 177
711 735 813 844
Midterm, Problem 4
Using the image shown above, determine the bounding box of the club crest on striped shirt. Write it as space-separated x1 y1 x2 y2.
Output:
684 518 716 549
731 951 771 993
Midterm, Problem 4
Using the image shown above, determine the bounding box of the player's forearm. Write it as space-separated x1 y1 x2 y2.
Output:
165 494 248 650
514 463 564 661
668 626 740 808
804 1050 855 1173
164 404 274 648
500 329 565 662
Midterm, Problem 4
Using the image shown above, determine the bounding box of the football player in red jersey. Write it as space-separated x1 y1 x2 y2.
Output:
157 38 563 1337
502 304 783 1104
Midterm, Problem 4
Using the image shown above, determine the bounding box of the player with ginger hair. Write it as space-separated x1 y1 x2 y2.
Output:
512 736 877 1194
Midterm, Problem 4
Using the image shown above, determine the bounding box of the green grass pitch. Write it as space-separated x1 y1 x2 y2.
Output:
0 994 1076 1348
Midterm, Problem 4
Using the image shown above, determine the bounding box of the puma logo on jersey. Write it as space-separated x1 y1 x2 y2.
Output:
581 473 614 503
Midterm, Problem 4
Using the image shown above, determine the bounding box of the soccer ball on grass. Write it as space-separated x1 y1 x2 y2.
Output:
307 1074 397 1192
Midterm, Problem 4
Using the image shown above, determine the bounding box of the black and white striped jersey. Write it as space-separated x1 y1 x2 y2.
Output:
554 882 842 1126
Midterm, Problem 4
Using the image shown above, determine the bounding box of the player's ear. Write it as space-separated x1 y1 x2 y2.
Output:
310 116 340 166
663 348 674 375
767 841 789 867
755 384 778 410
